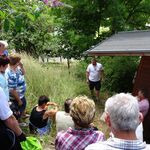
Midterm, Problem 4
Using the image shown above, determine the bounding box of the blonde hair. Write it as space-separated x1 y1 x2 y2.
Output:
70 95 95 128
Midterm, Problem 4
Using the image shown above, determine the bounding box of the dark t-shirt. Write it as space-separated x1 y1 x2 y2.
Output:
29 106 48 128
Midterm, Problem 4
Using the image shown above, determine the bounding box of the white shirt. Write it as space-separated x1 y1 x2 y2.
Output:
86 63 103 82
0 87 13 120
56 111 74 133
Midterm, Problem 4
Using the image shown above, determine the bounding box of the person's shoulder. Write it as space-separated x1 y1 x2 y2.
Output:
146 144 150 149
56 128 70 138
97 62 103 66
85 142 107 150
56 111 65 117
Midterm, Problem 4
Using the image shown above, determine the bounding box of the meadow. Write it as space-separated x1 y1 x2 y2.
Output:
21 54 110 149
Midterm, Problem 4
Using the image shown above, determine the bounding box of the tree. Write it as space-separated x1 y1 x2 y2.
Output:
0 0 56 57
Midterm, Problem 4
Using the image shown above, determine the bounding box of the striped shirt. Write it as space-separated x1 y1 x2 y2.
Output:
55 127 105 150
6 68 26 99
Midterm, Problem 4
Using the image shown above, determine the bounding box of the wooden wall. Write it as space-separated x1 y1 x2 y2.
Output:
132 56 150 143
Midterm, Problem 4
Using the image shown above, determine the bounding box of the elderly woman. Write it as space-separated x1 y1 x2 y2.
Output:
55 95 105 150
6 54 27 120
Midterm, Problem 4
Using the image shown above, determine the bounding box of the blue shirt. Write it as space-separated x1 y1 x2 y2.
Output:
6 68 26 99
0 73 9 101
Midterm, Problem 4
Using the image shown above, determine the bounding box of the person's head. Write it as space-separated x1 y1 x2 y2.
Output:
70 95 95 128
0 56 10 72
9 54 21 67
105 93 140 132
64 98 72 113
138 88 148 100
0 40 8 53
38 95 49 106
91 58 97 66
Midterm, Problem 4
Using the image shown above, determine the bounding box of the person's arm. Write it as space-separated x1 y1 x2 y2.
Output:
47 102 57 106
86 71 89 83
4 115 26 141
4 115 22 136
18 62 25 75
43 107 58 120
44 102 58 110
10 89 23 106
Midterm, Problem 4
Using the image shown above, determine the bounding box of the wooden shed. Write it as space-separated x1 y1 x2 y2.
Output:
87 30 150 143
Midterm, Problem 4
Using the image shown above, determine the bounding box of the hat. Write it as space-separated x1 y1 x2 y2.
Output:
0 40 8 48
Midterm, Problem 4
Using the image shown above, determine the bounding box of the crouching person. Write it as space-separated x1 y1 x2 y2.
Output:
55 95 105 150
29 95 58 136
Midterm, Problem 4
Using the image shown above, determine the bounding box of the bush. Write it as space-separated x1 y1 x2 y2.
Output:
75 56 139 93
100 56 139 93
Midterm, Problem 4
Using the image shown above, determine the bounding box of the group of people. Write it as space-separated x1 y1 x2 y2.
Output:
0 41 27 149
56 92 150 150
0 40 150 150
28 89 150 149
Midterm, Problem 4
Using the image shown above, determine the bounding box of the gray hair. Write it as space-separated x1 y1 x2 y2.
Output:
105 93 139 131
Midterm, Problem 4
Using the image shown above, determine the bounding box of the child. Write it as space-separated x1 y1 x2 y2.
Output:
29 95 58 136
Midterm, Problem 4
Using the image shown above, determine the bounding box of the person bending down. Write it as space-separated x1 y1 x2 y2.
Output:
29 95 58 136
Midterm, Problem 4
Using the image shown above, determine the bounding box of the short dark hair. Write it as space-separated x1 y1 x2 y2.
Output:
64 98 73 113
38 95 49 106
0 56 10 67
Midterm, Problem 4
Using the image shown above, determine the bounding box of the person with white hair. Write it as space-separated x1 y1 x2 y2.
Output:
85 93 150 150
0 40 8 56
55 95 105 150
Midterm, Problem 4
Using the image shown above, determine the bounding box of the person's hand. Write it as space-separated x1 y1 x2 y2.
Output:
47 102 58 106
18 100 23 106
18 132 26 142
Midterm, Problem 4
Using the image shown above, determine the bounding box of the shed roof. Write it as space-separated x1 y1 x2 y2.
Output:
87 30 150 56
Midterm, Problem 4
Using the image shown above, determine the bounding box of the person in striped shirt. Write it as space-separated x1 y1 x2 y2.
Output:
6 54 27 120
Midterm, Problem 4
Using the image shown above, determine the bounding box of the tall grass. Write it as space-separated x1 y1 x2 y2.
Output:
21 53 89 112
21 54 110 149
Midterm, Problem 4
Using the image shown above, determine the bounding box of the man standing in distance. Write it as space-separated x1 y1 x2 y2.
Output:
86 58 104 101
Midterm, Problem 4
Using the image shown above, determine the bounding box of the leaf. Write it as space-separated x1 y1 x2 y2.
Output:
15 15 23 32
27 13 35 21
4 18 10 32
0 10 5 19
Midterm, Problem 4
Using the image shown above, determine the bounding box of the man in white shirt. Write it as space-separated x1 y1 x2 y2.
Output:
86 58 104 101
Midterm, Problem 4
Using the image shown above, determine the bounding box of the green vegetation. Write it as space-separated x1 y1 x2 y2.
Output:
22 54 88 111
22 54 110 149
1 0 149 148
1 0 150 59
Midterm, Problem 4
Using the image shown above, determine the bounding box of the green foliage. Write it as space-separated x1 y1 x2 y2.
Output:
0 0 150 59
75 56 139 93
100 56 139 93
21 54 88 112
0 0 56 56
